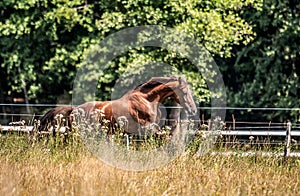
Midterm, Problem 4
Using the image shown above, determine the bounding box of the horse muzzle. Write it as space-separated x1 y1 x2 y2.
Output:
185 103 197 116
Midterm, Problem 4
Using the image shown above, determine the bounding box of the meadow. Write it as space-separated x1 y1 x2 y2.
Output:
0 131 299 196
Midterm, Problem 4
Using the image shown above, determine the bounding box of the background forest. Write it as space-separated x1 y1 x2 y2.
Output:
0 0 299 121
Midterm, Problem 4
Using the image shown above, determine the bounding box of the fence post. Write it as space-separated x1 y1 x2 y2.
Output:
284 121 291 158
232 114 235 130
126 134 130 150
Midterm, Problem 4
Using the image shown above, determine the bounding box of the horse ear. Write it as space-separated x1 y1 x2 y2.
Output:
179 76 187 84
178 77 182 84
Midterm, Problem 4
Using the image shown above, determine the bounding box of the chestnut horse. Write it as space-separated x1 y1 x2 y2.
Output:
38 77 197 135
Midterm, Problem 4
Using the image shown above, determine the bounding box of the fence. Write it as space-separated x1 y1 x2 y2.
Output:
1 103 300 155
0 103 69 124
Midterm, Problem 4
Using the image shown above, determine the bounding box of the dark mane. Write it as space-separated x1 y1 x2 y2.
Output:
134 77 179 93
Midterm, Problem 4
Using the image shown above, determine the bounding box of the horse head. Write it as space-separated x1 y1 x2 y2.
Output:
168 77 197 116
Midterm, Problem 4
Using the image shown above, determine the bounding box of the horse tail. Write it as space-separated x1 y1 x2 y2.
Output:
38 106 74 132
38 108 56 131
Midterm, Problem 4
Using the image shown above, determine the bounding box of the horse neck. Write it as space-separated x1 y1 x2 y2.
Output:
143 84 177 103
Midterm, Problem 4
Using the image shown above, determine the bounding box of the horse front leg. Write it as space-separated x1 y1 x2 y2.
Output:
169 106 181 136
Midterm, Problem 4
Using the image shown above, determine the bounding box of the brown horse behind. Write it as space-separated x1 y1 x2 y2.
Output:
38 106 74 132
38 77 197 135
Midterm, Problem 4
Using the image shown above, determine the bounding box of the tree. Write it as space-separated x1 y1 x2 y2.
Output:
79 0 263 104
222 0 300 121
0 0 263 107
0 0 97 103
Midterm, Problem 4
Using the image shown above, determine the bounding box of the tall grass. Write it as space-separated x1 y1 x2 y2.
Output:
0 130 299 195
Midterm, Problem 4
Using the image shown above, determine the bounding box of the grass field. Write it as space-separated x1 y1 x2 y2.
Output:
0 132 299 195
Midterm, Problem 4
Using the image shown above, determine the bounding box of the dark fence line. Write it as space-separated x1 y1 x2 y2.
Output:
1 104 299 158
1 104 300 125
2 103 300 110
1 103 300 133
0 103 71 107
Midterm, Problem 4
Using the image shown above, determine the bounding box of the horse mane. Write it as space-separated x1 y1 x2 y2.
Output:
134 77 180 93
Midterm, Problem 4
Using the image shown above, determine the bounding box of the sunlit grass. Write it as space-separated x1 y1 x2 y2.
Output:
0 130 299 195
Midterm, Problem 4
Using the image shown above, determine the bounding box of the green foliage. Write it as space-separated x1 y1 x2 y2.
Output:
223 0 300 121
79 0 262 103
0 0 97 103
0 0 262 106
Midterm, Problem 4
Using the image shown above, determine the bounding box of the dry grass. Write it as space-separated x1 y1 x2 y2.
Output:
0 133 299 196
